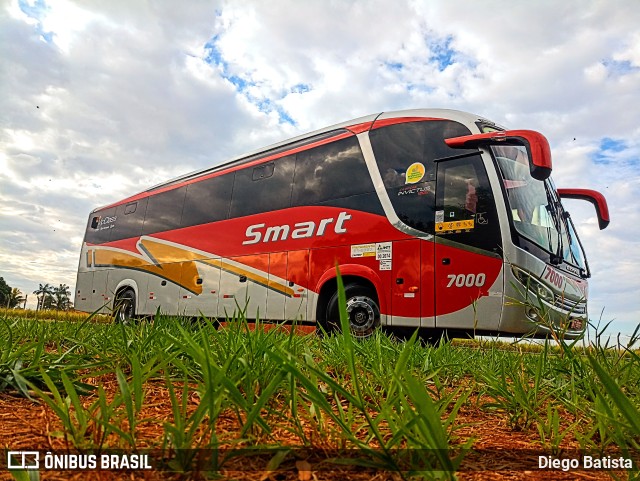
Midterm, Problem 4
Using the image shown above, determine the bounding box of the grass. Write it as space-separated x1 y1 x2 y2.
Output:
1 301 639 479
0 307 112 323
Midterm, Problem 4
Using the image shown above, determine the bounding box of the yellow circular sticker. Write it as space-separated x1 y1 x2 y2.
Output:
405 162 426 184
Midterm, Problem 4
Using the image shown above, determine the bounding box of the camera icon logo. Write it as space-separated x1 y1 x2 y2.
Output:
7 451 40 469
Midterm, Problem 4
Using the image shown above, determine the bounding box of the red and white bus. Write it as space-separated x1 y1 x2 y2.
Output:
74 109 609 338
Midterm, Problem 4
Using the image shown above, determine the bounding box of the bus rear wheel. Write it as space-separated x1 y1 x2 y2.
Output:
114 288 136 324
325 284 380 339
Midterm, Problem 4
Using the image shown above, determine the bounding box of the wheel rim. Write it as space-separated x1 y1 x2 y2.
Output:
346 296 377 338
116 295 133 323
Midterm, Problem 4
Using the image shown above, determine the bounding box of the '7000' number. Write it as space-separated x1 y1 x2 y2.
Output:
446 273 486 288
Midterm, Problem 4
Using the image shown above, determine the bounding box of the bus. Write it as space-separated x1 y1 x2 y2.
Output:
74 109 610 339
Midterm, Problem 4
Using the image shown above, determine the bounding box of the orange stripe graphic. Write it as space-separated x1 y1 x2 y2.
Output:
92 238 295 297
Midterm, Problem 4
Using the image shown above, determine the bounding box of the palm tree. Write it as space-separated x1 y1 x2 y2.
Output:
0 277 11 307
33 283 54 311
8 288 25 308
53 284 72 311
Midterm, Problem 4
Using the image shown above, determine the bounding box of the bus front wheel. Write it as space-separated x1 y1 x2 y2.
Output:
114 288 136 324
325 284 380 339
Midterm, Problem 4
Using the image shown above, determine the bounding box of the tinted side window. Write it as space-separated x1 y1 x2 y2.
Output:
182 172 234 227
370 120 472 189
292 136 374 206
315 191 385 216
436 155 501 253
111 198 148 240
141 186 187 235
369 120 473 233
391 181 436 233
230 155 296 218
84 207 117 244
373 122 434 189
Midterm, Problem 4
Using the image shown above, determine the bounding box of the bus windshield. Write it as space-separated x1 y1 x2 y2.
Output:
492 145 588 274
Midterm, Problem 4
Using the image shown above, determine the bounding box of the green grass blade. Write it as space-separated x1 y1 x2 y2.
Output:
587 354 640 434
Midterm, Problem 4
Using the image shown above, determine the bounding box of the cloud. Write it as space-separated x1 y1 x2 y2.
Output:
1 0 638 334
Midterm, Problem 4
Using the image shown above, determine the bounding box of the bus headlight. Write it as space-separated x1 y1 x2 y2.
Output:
535 283 554 302
512 267 554 303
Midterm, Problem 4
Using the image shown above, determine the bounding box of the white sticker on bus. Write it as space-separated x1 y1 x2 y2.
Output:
351 243 376 257
376 242 392 260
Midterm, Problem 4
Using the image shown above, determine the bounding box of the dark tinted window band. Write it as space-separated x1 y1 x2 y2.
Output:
148 129 349 193
181 172 234 228
141 186 187 236
292 136 374 206
85 132 373 243
230 155 295 218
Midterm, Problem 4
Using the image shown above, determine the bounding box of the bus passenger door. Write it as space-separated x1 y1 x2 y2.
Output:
434 155 504 331
391 240 421 328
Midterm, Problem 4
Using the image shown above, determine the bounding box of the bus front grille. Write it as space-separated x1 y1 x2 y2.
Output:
554 295 586 315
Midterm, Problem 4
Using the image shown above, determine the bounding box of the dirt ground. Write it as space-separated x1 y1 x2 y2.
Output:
1 372 630 481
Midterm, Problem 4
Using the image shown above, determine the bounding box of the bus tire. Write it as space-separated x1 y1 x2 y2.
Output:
114 288 136 324
325 283 380 339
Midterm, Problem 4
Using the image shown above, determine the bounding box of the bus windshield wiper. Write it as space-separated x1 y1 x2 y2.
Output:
561 210 590 279
544 181 563 265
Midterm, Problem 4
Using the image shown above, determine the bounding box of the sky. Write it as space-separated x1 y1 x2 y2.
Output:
1 0 639 339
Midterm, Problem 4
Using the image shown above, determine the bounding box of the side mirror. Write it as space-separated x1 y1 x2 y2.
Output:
445 130 552 181
557 188 610 230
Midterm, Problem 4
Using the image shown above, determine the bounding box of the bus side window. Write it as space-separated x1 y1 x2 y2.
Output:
84 207 117 244
182 172 234 228
369 121 473 233
142 186 187 235
291 136 374 206
370 119 471 188
111 197 148 241
229 155 296 218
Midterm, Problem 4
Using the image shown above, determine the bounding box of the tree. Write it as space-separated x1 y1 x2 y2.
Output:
53 284 72 311
0 277 10 307
8 288 25 308
33 283 54 311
